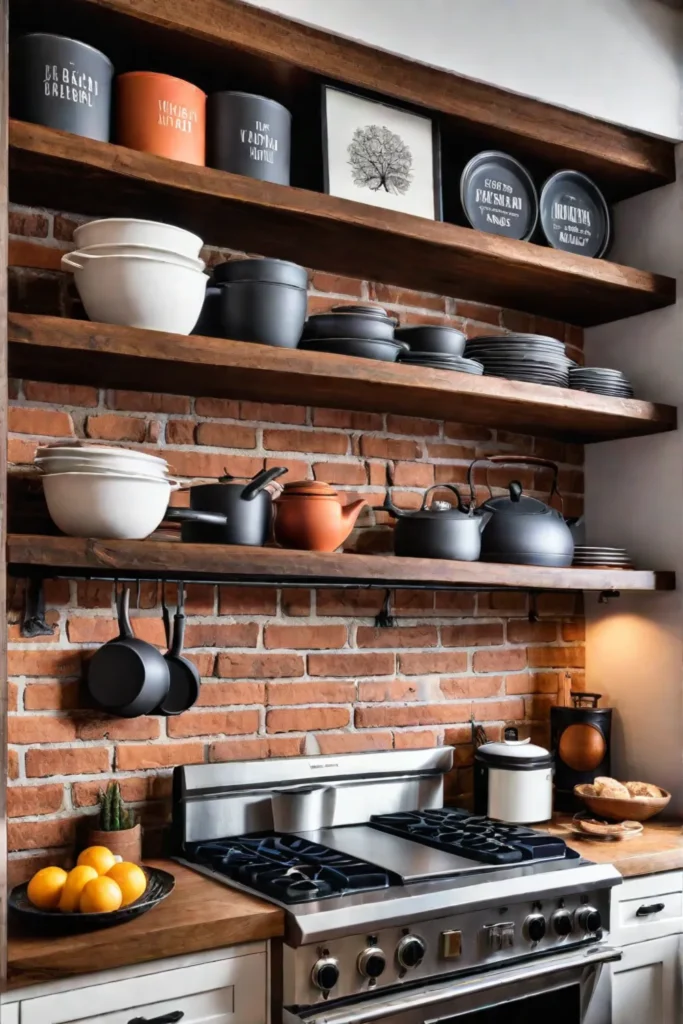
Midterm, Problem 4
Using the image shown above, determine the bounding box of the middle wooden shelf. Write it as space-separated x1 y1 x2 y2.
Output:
8 313 677 443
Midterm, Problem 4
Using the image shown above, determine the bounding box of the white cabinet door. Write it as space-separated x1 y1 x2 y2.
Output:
612 935 680 1024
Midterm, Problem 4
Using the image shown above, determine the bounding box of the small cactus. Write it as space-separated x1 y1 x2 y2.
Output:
97 781 135 831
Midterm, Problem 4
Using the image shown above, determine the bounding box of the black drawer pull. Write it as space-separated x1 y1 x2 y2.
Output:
636 902 665 917
129 1013 184 1024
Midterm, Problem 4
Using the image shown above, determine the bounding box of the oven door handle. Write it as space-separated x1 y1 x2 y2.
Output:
286 946 622 1024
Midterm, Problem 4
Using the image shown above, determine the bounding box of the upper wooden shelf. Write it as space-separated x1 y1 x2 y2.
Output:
11 0 675 203
8 314 678 443
6 535 675 593
8 121 676 326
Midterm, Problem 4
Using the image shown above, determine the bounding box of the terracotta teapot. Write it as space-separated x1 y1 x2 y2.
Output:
274 481 366 552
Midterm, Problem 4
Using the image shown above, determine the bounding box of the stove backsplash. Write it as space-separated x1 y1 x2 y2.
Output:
6 201 585 884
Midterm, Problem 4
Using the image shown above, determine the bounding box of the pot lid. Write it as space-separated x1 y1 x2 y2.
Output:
483 491 548 515
404 500 472 520
281 480 338 496
213 258 307 288
476 729 553 768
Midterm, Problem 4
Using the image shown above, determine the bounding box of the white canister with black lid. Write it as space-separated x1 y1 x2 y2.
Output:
473 728 553 824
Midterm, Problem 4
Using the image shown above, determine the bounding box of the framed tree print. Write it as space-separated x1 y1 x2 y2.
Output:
322 85 442 220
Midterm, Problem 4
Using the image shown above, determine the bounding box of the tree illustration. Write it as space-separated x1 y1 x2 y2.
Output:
347 124 413 195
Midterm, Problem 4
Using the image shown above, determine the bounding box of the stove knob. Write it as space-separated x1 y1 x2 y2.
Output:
358 947 386 979
524 914 546 943
312 957 340 992
397 935 426 970
575 906 602 934
552 911 573 937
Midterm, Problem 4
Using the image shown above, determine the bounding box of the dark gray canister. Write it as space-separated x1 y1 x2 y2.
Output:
11 34 113 141
208 92 291 185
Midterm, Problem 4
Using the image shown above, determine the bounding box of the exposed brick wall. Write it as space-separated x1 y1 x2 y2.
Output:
6 203 586 883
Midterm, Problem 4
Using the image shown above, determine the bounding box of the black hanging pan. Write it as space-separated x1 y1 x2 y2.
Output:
157 583 200 716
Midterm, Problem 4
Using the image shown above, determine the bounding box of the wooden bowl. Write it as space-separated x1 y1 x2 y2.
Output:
574 784 671 822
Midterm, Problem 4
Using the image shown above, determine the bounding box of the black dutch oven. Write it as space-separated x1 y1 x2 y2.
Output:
167 466 287 546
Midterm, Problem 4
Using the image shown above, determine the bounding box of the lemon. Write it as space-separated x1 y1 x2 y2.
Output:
58 865 99 913
27 866 68 910
77 845 116 876
79 875 123 914
107 862 147 907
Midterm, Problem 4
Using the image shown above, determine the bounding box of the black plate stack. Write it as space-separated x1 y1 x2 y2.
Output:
464 333 571 387
299 304 404 362
568 367 634 398
572 546 633 569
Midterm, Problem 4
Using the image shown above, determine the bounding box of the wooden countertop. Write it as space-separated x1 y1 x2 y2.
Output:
547 815 683 878
6 859 285 990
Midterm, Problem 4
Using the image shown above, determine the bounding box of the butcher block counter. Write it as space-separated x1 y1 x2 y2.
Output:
547 814 683 877
6 859 285 990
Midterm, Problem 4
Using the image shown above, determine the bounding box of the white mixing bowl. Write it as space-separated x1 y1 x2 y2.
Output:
73 218 203 258
43 471 177 539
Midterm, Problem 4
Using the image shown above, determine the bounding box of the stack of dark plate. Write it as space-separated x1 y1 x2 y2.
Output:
464 333 571 387
299 304 404 362
572 546 634 569
395 324 483 375
568 367 634 398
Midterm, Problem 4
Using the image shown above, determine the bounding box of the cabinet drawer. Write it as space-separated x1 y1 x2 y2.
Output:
615 871 683 904
21 951 266 1024
614 890 683 945
2 1003 19 1024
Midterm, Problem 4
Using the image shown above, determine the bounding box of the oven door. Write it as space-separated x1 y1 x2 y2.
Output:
283 946 620 1024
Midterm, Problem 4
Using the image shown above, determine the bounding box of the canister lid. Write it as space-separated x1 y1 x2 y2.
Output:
475 729 553 770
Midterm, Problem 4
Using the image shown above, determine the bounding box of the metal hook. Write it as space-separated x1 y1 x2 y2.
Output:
375 590 396 628
528 593 539 623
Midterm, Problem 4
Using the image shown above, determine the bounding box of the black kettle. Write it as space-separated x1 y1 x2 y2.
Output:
382 485 483 562
467 455 574 567
169 467 287 546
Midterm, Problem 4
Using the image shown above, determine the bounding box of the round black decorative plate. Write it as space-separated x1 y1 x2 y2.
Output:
461 151 538 240
539 170 611 258
9 866 175 935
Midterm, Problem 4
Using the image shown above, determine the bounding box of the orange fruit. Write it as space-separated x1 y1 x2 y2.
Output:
79 875 123 914
77 845 116 876
107 862 147 907
58 865 99 913
27 866 68 910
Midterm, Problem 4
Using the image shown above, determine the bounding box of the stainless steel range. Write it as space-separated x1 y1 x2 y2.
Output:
173 748 622 1024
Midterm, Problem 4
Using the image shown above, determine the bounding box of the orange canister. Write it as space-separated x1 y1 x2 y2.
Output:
116 72 206 165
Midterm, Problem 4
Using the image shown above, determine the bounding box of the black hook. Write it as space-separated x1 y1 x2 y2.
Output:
528 593 539 623
21 577 55 638
375 590 396 628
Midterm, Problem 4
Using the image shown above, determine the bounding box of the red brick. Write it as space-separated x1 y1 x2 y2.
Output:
369 282 447 312
536 593 583 616
440 676 503 699
399 651 467 674
357 705 470 728
218 586 277 615
107 390 190 414
184 622 259 648
265 624 347 650
356 626 438 649
9 818 78 853
267 706 351 733
8 650 82 677
263 428 348 455
116 742 204 771
164 450 263 480
8 683 18 712
308 652 395 677
8 750 19 780
313 461 367 485
25 747 110 778
506 672 559 695
562 620 585 641
240 401 306 424
53 214 79 241
7 783 64 817
394 730 439 749
9 407 74 437
72 776 171 808
268 681 355 704
216 652 304 678
281 591 312 616
186 652 217 675
507 620 558 643
358 680 418 702
525 695 557 719
391 462 433 487
196 422 258 448
316 589 383 617
66 616 166 646
473 649 527 673
527 647 585 668
76 581 114 609
472 698 525 721
426 442 473 460
435 592 477 614
311 271 364 296
442 624 504 647
360 437 420 460
455 301 501 325
443 422 493 442
313 409 384 431
210 736 303 761
9 210 49 237
386 415 440 437
8 716 77 744
478 592 528 614
166 419 195 445
265 456 311 479
393 590 435 615
314 732 393 754
193 397 240 418
168 709 259 737
24 681 80 710
77 717 160 740
86 413 148 443
197 682 266 705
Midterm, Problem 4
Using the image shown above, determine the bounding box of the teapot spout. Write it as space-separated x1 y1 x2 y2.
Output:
341 498 367 531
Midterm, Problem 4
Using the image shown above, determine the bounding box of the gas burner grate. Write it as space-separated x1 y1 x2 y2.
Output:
186 833 397 904
370 809 573 865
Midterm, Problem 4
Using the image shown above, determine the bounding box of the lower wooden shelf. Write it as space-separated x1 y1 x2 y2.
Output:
6 535 675 592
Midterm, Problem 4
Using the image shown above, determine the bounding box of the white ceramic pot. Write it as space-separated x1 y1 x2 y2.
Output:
61 251 208 334
73 218 203 258
75 242 205 273
473 733 554 824
42 471 178 539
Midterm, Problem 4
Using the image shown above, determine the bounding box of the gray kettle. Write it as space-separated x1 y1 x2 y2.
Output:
467 455 575 567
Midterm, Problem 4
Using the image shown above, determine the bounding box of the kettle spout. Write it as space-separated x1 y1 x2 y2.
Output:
341 498 367 530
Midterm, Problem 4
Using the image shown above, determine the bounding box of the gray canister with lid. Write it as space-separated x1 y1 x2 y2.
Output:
208 91 291 185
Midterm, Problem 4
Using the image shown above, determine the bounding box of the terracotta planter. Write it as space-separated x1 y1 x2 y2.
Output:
88 823 142 863
116 72 206 165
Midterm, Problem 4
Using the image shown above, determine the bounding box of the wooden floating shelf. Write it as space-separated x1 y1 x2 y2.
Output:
8 121 676 327
8 314 678 443
6 535 675 593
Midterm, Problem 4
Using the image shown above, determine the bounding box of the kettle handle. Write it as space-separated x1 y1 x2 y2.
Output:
467 455 563 509
420 484 465 511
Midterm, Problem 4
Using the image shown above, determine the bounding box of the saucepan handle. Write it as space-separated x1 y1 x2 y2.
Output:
164 508 228 526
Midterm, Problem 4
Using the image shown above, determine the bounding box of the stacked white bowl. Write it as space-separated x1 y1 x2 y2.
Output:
61 218 208 334
36 443 177 539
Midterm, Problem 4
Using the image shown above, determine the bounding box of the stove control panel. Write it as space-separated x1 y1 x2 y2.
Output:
283 888 613 1008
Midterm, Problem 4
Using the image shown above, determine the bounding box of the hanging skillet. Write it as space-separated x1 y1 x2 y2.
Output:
157 582 200 716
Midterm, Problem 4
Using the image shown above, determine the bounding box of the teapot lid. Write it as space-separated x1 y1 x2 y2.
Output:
281 480 338 497
406 500 472 520
482 480 548 515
